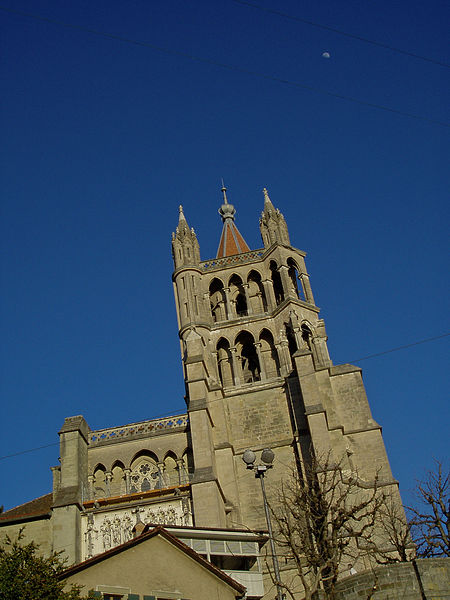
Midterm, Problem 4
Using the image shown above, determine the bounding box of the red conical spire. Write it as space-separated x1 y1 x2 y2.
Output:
216 184 250 258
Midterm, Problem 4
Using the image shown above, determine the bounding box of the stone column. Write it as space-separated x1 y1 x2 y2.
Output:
176 458 187 485
300 273 315 305
279 264 294 300
87 475 94 501
277 340 292 376
157 462 167 488
223 287 233 319
262 279 276 311
254 342 266 380
105 472 112 497
229 346 241 386
124 468 131 494
242 283 252 315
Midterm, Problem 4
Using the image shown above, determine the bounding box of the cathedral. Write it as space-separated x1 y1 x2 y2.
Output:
0 187 402 599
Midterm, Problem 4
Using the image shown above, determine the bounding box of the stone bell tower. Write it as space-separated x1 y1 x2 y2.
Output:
171 186 398 532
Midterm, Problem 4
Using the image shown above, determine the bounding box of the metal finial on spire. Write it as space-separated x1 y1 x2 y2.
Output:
263 187 270 202
221 179 228 205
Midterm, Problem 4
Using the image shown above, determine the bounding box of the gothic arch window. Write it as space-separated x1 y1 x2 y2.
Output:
270 261 284 305
285 323 298 357
216 337 234 387
110 461 126 497
287 258 304 300
229 274 248 317
209 278 225 322
259 329 281 379
93 464 107 499
129 452 160 493
235 331 260 383
247 270 267 313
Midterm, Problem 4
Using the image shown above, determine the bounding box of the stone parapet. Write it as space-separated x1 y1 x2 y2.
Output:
89 414 189 446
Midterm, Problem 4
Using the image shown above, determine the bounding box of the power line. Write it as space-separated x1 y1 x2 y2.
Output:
349 333 450 363
231 0 450 69
0 442 59 461
0 333 448 463
1 5 449 128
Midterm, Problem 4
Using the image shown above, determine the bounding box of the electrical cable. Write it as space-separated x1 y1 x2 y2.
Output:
0 5 449 128
231 0 450 69
348 332 450 363
0 332 447 462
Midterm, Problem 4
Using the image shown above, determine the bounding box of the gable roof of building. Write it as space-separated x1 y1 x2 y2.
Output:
60 525 246 595
0 492 53 523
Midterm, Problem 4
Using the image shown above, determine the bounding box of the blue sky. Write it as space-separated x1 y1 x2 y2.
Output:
1 0 448 512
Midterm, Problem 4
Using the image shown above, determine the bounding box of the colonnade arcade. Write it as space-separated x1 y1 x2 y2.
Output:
208 258 315 324
90 449 193 500
215 318 319 388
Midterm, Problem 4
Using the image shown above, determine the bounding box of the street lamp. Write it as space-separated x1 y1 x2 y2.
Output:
242 448 285 600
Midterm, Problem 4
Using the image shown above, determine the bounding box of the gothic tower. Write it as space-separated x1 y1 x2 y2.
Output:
172 186 399 532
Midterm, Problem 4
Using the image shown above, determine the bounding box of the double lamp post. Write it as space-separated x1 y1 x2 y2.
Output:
242 448 285 600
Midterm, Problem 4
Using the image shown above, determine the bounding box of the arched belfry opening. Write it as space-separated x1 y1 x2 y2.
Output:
259 329 281 379
247 270 267 313
287 258 304 300
270 261 284 305
209 278 225 322
216 337 234 387
235 331 260 383
229 274 248 317
301 323 313 351
285 322 298 357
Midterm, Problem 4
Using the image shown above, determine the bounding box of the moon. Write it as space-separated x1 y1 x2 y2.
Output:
322 51 331 58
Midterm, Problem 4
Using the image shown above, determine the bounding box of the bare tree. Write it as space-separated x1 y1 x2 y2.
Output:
408 460 449 558
269 453 385 600
373 493 415 564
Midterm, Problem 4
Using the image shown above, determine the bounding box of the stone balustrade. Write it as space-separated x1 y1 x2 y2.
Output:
89 414 189 446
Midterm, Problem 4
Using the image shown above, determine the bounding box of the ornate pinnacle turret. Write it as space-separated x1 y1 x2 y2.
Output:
262 187 276 214
172 205 200 267
259 187 290 248
216 184 250 258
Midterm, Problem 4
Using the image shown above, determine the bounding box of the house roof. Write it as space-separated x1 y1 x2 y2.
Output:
60 525 246 595
0 493 53 523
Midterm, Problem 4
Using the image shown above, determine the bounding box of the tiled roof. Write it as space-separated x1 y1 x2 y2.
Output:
60 525 246 594
0 492 53 523
217 220 250 258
